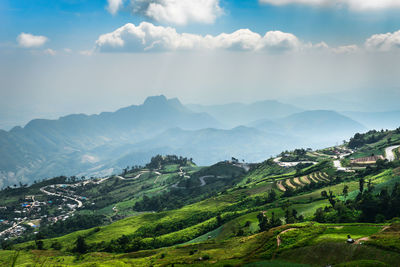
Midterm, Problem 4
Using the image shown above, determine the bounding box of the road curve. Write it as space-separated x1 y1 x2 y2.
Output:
273 157 317 167
385 145 400 162
40 186 83 208
199 175 214 186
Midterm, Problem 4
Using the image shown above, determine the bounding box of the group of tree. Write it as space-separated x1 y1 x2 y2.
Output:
257 211 282 232
146 155 194 170
134 173 240 212
348 130 389 149
38 214 106 239
85 211 241 253
279 148 314 162
314 177 400 223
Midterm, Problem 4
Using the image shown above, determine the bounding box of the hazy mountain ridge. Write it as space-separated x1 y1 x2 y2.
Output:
342 110 400 130
0 96 220 187
187 99 303 128
0 96 372 187
109 126 299 166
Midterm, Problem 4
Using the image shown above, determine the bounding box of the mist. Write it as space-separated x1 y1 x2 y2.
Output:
1 50 400 130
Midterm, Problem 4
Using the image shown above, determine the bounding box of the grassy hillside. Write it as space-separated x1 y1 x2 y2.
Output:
3 222 400 266
2 128 400 266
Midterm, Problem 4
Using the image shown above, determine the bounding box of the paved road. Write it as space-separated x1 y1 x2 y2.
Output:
199 175 214 186
171 182 185 189
333 160 349 171
133 171 149 179
154 174 161 184
273 157 317 167
339 152 353 159
40 186 83 208
385 145 400 162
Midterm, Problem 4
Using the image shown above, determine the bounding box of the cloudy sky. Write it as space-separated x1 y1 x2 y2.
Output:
1 0 400 129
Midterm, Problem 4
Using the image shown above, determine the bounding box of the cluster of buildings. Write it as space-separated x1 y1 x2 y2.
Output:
0 183 89 241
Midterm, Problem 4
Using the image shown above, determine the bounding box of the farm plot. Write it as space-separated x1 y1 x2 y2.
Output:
276 172 331 191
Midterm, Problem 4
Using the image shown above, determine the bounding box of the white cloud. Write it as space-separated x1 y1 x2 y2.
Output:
313 41 329 50
94 23 400 55
130 0 222 25
95 22 302 52
259 0 400 11
333 44 359 54
17 33 48 48
107 0 124 15
44 48 56 56
365 30 400 51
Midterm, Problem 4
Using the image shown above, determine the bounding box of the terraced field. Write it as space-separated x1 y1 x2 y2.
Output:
276 172 331 191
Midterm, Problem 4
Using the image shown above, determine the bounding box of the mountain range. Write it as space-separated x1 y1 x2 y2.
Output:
0 95 376 187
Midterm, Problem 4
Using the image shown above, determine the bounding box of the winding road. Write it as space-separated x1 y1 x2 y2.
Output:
40 186 83 208
385 145 400 162
273 157 317 168
133 170 149 179
277 228 296 247
333 160 350 172
153 171 162 184
199 175 214 186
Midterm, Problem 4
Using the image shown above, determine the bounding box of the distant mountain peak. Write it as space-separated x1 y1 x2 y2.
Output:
143 95 168 106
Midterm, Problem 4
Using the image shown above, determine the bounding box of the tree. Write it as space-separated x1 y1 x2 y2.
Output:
343 185 349 200
216 214 222 226
257 212 269 232
367 179 373 192
328 191 336 207
74 235 87 254
267 190 277 203
314 208 325 222
359 178 365 194
35 240 44 250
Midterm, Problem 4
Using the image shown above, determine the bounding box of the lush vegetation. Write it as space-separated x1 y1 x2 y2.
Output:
2 128 400 266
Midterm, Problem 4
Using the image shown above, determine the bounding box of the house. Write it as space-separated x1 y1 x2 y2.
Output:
350 155 385 165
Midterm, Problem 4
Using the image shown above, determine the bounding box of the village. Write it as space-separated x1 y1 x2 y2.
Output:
0 181 91 241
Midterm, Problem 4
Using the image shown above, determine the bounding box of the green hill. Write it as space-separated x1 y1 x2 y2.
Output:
1 128 400 266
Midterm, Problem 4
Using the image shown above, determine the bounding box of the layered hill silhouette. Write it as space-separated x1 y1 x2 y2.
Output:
0 96 219 187
0 95 366 187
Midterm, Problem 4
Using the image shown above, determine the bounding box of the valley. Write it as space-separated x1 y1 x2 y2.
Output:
1 128 400 266
0 96 375 189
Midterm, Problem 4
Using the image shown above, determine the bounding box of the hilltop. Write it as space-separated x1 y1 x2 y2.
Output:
1 127 400 266
0 96 370 189
0 95 219 188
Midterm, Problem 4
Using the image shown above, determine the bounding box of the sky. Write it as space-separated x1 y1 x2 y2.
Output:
1 0 400 130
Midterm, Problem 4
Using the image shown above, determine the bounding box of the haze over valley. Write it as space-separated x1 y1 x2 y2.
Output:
2 94 398 188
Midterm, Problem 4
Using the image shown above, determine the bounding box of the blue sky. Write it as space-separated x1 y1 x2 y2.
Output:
1 0 400 129
2 0 400 50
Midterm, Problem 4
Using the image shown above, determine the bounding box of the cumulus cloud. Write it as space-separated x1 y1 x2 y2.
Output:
17 33 48 48
94 22 400 54
259 0 400 11
107 0 124 15
130 0 222 25
365 30 400 52
95 22 302 52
